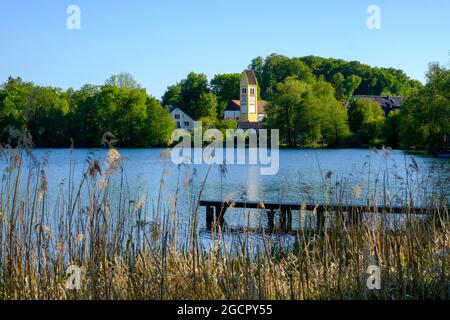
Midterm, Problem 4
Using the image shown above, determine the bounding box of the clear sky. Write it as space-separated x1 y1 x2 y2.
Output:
1 0 449 98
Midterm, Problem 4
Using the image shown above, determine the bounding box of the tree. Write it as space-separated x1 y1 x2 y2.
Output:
0 77 33 144
163 72 217 120
210 73 241 102
348 98 385 146
267 77 349 147
197 92 217 119
332 73 362 101
382 109 401 148
399 63 450 152
25 86 70 147
259 54 314 100
112 87 149 147
69 85 102 147
248 56 264 83
161 84 181 108
313 80 350 146
146 96 176 146
71 83 174 147
299 55 422 96
105 72 141 90
0 74 177 148
266 77 309 147
210 73 241 119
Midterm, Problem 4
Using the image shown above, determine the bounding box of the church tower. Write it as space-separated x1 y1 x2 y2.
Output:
239 70 258 123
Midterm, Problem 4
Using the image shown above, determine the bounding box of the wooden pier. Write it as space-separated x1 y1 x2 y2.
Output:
199 199 437 233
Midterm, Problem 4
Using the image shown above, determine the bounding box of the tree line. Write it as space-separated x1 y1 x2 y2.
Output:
0 73 175 147
1 54 448 152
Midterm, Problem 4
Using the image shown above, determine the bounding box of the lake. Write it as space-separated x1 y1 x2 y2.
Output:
1 148 449 241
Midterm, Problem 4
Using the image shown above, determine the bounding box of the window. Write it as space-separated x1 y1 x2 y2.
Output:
242 87 247 94
174 114 180 119
184 121 190 127
250 87 255 95
176 122 181 128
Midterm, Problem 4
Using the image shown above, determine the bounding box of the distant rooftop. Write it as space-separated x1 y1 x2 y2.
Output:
244 70 257 85
355 95 405 114
225 99 267 114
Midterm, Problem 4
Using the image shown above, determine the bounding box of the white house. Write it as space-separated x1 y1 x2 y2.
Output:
169 106 194 130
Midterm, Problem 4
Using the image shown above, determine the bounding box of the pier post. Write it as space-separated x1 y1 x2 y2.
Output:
215 205 225 229
267 209 275 232
279 208 289 233
287 208 292 232
317 207 325 233
206 206 214 230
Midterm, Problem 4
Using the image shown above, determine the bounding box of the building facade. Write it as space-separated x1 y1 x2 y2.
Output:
168 106 194 130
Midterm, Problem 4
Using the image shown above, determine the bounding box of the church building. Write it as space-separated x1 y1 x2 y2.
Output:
224 70 267 129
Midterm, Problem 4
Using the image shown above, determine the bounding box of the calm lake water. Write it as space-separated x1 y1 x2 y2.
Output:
1 148 449 243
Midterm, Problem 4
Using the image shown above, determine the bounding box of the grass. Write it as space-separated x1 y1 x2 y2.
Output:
0 144 448 300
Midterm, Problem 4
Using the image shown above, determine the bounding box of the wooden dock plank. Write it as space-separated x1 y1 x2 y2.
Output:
199 199 441 232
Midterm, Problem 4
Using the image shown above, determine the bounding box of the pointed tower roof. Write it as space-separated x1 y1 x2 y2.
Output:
243 70 257 85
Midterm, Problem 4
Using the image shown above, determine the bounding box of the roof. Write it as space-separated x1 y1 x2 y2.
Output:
225 99 268 114
257 100 267 114
244 70 257 85
355 95 405 113
226 100 241 111
168 106 194 119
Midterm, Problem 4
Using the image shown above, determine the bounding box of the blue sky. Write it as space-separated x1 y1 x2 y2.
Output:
1 0 449 98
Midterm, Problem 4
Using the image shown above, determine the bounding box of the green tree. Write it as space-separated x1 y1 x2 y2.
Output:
0 77 33 144
399 63 450 152
210 73 241 119
69 85 101 147
25 86 70 147
313 80 350 146
161 84 181 108
146 96 176 146
105 72 141 90
267 77 349 147
382 109 401 148
257 54 315 100
348 98 385 146
332 73 362 101
163 72 217 120
266 77 309 147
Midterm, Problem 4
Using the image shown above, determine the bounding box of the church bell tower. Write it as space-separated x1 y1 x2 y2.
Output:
239 70 258 123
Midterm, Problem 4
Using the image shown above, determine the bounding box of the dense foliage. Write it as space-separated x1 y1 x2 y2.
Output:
266 77 349 147
249 54 422 100
1 55 447 152
399 63 450 152
0 73 175 147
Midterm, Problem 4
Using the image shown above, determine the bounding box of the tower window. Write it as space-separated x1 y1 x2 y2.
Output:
242 87 247 94
250 88 255 95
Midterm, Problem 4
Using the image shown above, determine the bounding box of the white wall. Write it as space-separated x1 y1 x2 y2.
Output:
171 108 194 130
224 110 240 120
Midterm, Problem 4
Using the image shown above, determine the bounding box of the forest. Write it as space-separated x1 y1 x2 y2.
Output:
0 54 448 152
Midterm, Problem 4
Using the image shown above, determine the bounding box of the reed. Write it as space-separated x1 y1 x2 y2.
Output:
0 144 448 300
